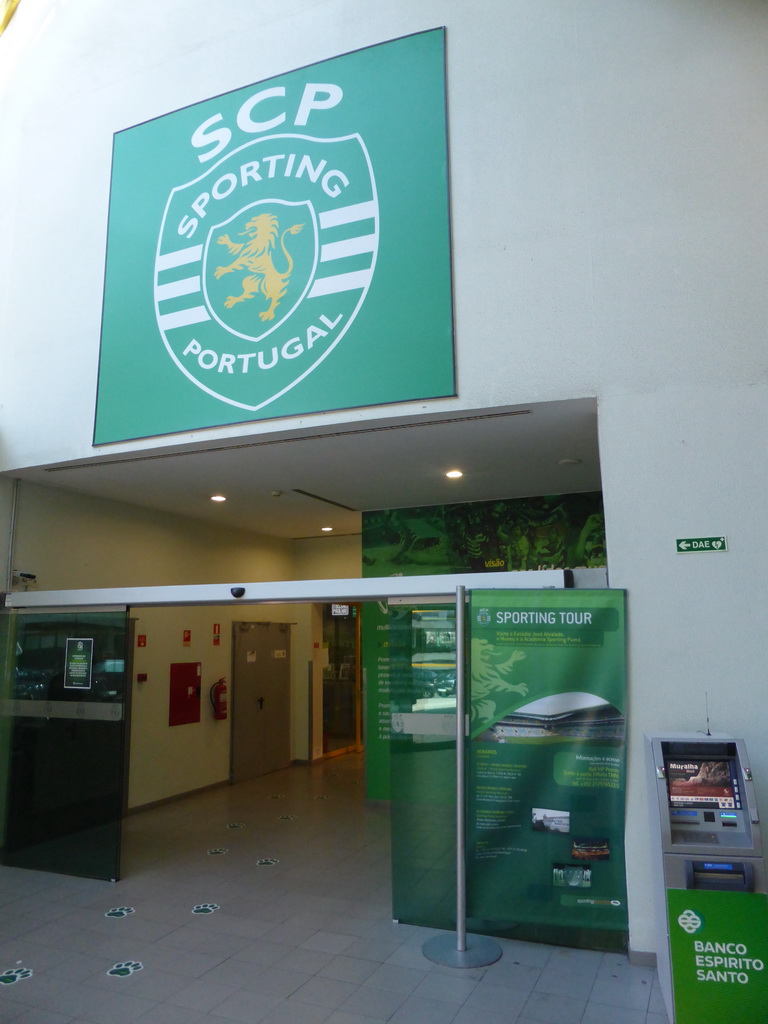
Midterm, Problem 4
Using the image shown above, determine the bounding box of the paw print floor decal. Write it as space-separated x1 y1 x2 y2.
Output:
108 961 143 977
0 968 32 985
105 906 135 918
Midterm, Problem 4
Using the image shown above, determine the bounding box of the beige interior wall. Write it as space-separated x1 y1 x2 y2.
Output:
128 605 232 808
12 482 295 590
0 479 14 589
128 602 314 809
292 534 362 581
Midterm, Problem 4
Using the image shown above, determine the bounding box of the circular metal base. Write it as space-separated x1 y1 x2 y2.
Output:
422 932 503 968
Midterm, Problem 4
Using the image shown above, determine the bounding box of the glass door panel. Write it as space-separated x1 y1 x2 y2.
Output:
322 603 361 756
389 603 458 928
0 608 129 880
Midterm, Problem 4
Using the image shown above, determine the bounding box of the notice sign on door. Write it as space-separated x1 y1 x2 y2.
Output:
64 637 94 690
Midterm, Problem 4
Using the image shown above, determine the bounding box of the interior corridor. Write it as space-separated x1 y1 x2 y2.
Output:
0 755 663 1024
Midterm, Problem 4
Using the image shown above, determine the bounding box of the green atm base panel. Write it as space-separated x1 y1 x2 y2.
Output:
667 888 768 1024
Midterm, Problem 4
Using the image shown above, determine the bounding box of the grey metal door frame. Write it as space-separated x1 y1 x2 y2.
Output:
3 570 572 612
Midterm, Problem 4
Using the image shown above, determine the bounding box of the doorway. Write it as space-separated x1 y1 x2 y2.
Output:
321 602 362 757
1 569 570 882
0 608 130 881
231 621 292 782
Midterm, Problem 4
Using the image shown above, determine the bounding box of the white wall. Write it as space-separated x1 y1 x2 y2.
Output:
600 382 768 954
128 605 232 808
2 0 768 957
0 0 759 470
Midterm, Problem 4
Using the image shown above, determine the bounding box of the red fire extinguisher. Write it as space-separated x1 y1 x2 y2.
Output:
210 677 228 720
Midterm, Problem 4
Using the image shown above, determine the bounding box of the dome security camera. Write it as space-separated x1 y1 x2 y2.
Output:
230 587 245 599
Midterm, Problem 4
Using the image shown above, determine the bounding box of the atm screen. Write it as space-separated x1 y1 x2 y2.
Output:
665 758 741 809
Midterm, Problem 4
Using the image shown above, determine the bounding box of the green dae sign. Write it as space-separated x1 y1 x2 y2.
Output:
667 888 768 1024
95 30 454 442
676 537 727 553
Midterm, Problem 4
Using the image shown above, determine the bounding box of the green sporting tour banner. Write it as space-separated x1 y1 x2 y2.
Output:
386 587 627 950
466 589 627 947
95 29 453 442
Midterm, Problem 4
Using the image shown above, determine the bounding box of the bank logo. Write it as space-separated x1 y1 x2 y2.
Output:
154 134 378 411
678 909 703 934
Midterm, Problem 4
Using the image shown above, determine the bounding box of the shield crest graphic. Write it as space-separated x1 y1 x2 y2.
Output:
203 200 318 343
154 134 378 411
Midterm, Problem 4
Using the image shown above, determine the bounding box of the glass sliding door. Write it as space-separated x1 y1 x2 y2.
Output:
389 603 458 928
322 603 362 756
0 608 129 880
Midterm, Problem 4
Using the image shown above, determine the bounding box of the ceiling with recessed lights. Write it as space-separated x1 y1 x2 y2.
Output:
11 398 601 539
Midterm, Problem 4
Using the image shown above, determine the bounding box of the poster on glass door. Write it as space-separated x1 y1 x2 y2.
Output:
467 590 627 945
64 638 94 690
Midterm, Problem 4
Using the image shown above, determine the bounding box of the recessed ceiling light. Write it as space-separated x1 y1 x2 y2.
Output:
558 458 582 467
321 526 333 532
445 469 463 479
210 494 227 502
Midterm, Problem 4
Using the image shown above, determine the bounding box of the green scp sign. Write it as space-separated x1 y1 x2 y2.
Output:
667 888 768 1024
95 29 454 443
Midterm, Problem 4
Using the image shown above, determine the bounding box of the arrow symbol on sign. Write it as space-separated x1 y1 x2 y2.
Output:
679 541 690 550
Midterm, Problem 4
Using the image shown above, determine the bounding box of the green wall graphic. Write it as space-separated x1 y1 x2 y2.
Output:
95 29 453 442
362 492 606 577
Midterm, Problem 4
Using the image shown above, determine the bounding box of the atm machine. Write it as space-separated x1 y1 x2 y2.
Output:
646 733 767 1023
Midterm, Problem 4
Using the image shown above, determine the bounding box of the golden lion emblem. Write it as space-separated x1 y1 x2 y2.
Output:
214 213 304 322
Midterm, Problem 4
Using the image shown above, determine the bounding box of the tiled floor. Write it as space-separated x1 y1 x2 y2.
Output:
0 754 667 1023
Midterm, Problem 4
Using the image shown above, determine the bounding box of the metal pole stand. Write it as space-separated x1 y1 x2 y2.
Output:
421 586 503 970
422 932 502 968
